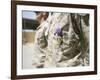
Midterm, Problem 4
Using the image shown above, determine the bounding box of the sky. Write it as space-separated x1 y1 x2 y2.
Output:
22 11 37 20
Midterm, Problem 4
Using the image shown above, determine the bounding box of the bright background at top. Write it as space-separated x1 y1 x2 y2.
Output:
22 11 36 19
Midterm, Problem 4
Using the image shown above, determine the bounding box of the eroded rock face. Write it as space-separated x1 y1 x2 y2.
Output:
32 13 89 68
